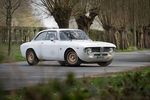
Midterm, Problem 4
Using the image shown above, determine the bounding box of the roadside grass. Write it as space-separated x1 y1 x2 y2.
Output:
1 67 150 100
0 43 25 63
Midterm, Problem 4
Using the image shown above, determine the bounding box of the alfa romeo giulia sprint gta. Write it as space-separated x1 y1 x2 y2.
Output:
20 29 116 66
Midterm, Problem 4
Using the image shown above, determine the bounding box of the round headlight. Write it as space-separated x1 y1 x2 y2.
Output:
109 48 113 53
85 48 92 54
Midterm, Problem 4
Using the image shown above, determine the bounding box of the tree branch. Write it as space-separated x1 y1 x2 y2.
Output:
11 0 22 14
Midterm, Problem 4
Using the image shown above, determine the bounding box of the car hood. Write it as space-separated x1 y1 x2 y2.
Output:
69 40 116 48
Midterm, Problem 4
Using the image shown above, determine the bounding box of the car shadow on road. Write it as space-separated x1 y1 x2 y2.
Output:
19 61 113 68
21 64 101 68
36 64 108 68
16 62 125 68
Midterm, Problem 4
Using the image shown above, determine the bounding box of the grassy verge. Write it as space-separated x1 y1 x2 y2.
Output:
1 67 150 100
0 43 25 63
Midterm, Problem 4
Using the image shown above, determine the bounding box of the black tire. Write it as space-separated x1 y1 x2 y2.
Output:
58 61 66 66
98 60 112 67
26 49 39 65
65 50 81 66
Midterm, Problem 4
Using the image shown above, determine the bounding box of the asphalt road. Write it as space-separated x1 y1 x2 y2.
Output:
0 50 150 90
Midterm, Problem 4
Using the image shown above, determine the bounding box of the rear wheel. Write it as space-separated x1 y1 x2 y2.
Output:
66 50 81 66
26 49 39 65
98 60 112 67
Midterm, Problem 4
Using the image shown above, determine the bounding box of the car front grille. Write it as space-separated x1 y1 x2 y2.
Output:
92 47 100 52
103 47 111 52
91 47 114 52
94 53 108 56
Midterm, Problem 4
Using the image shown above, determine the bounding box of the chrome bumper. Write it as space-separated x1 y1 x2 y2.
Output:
79 52 114 62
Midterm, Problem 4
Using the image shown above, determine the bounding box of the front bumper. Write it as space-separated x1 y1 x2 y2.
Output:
79 52 114 63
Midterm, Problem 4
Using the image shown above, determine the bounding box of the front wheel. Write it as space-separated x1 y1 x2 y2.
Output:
98 60 112 67
26 49 39 65
66 50 81 66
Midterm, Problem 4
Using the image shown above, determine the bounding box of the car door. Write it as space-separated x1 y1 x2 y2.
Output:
33 31 47 59
40 31 59 60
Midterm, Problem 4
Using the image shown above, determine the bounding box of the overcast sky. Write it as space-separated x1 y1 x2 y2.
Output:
41 16 58 28
31 1 58 28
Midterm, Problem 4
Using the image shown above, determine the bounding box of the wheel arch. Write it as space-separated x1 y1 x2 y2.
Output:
26 48 38 59
64 48 82 60
26 48 34 53
64 48 81 66
26 48 39 65
64 48 75 60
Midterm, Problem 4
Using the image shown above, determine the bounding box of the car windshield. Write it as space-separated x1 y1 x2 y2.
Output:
59 30 90 40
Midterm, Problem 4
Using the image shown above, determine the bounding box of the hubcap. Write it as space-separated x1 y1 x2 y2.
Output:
28 52 34 63
67 52 78 64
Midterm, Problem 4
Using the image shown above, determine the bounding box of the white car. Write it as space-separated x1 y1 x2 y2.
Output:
20 29 116 66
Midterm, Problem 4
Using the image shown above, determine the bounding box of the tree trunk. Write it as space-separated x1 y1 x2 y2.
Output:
75 15 90 34
137 26 144 48
7 17 12 56
52 8 71 28
124 27 129 49
144 26 150 48
75 12 97 34
6 1 12 56
119 30 124 50
133 0 137 50
54 17 69 28
114 31 119 49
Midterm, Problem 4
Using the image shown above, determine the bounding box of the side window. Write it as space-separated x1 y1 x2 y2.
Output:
35 32 47 41
59 31 70 40
45 31 57 40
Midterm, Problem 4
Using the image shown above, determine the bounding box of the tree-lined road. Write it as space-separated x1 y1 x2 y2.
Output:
0 50 150 90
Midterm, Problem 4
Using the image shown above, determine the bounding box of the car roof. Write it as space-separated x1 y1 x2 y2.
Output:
32 28 82 41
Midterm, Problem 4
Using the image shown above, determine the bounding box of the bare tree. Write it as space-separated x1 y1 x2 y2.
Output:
0 0 21 56
73 0 101 34
99 0 150 49
34 0 79 28
32 0 100 33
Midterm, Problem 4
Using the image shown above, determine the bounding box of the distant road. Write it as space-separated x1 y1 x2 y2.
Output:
0 50 150 90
